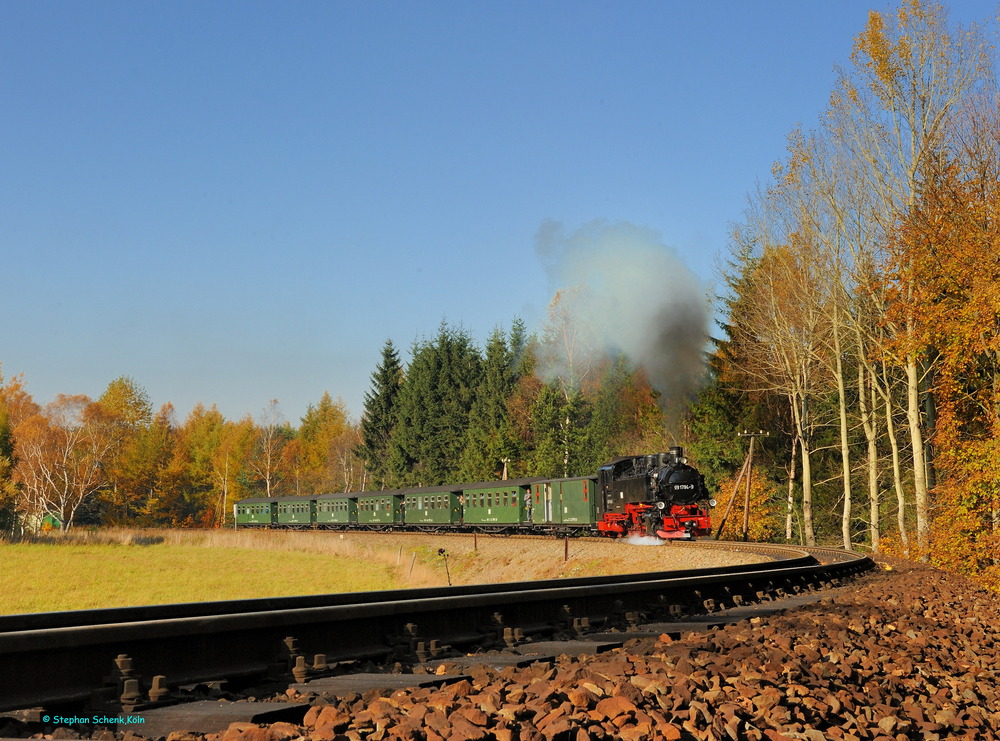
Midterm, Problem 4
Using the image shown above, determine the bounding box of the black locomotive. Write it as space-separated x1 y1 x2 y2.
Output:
597 447 713 538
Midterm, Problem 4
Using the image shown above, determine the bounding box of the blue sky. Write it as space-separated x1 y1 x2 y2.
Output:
2 1 994 425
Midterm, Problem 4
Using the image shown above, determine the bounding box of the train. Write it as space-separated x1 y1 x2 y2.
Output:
234 447 715 540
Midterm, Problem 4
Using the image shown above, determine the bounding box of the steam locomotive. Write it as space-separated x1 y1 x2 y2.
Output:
597 448 715 539
235 447 713 540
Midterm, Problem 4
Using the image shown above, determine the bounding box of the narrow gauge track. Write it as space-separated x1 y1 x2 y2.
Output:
0 542 872 714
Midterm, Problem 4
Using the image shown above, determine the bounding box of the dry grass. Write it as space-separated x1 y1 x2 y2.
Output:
0 528 770 615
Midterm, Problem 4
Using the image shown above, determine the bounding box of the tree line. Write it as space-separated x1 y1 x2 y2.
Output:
0 373 363 533
0 312 680 534
353 318 680 492
689 0 1000 587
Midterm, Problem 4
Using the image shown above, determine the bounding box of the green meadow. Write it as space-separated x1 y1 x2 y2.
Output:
0 529 431 614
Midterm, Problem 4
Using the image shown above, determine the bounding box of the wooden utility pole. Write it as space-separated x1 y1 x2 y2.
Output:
736 430 768 542
713 455 750 541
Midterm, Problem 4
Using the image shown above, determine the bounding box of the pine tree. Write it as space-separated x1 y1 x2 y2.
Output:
390 323 482 486
357 339 404 490
458 324 524 481
579 356 631 472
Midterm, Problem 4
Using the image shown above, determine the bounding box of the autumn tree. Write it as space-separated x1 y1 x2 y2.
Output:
149 404 212 524
248 400 292 498
505 347 544 480
210 415 256 525
327 422 364 493
726 201 836 547
285 392 355 495
0 402 18 536
96 376 156 523
0 368 30 535
888 149 1000 585
829 0 993 556
13 395 115 530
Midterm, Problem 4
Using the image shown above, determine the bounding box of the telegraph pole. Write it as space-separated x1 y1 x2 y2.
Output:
736 430 768 542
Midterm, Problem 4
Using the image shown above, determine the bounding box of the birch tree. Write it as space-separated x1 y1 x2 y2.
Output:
727 211 832 547
828 0 992 556
14 395 115 530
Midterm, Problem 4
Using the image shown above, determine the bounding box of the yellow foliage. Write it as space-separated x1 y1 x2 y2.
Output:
714 470 782 543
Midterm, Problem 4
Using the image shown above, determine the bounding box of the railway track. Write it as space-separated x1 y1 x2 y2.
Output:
0 541 873 717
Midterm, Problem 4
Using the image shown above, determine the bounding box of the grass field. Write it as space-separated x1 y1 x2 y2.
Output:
0 528 770 615
0 529 437 614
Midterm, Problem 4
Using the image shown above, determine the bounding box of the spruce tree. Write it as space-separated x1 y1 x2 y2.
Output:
458 324 524 481
579 356 631 472
390 323 482 486
357 339 403 490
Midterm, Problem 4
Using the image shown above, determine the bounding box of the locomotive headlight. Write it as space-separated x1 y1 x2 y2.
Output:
656 501 666 510
709 498 718 508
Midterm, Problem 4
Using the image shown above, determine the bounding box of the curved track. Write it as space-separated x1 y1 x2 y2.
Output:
0 541 873 713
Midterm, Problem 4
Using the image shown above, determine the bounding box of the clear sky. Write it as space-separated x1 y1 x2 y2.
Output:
2 1 995 425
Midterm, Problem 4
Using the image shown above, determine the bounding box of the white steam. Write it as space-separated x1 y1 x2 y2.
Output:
624 534 667 547
534 219 709 409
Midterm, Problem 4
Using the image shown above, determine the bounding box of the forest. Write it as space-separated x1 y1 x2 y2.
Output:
2 1 999 591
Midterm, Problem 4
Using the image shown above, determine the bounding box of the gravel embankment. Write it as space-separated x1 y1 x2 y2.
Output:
248 559 1000 740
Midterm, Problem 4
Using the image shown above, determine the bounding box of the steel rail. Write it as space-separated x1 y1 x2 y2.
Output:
0 544 873 713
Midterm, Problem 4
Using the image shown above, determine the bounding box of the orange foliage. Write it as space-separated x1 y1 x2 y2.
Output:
888 158 1000 588
713 469 783 543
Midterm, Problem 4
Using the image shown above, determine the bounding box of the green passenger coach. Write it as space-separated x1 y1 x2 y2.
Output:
532 477 599 527
315 493 357 527
404 484 463 529
356 490 404 527
276 495 316 528
234 498 278 527
462 478 539 528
